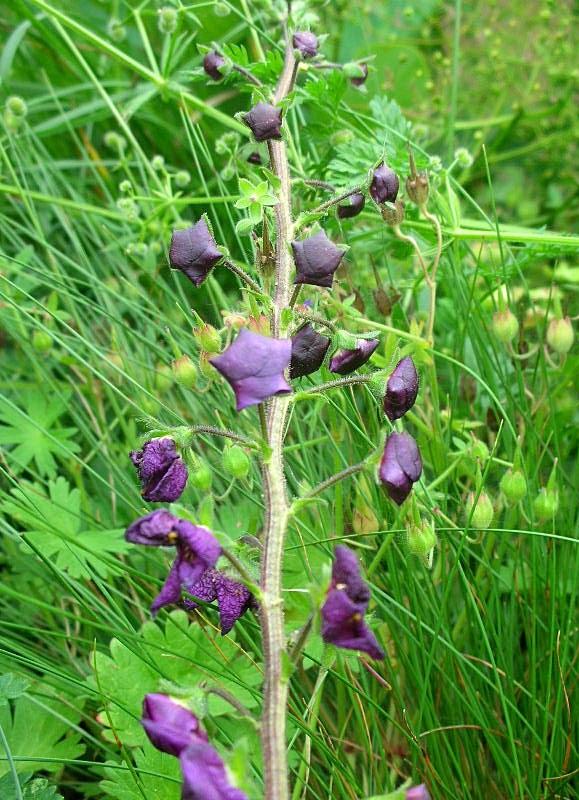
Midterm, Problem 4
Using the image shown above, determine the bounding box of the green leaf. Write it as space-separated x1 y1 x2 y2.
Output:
0 674 31 706
100 744 181 800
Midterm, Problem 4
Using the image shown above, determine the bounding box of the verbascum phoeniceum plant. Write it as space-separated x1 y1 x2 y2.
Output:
123 6 442 800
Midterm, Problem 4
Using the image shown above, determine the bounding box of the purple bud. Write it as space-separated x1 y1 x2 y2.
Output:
337 192 365 219
184 568 256 635
203 51 226 81
329 339 379 375
247 151 262 165
243 103 283 142
130 437 188 502
142 694 207 757
379 432 422 505
292 31 319 59
169 218 223 286
210 328 292 410
350 63 368 87
384 357 419 421
406 785 431 800
180 741 248 800
289 324 330 379
370 163 399 205
292 230 345 288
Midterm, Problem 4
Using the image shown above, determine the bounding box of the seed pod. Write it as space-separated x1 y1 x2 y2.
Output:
289 324 330 379
533 487 559 520
292 31 319 59
500 469 527 505
546 316 574 354
222 444 250 479
172 356 198 389
379 432 423 505
154 364 173 393
407 521 437 557
193 323 221 354
169 218 223 286
466 491 494 529
337 192 365 219
203 51 226 81
190 459 213 491
243 103 283 142
291 230 345 288
370 163 399 205
384 356 419 421
492 309 519 343
32 330 53 353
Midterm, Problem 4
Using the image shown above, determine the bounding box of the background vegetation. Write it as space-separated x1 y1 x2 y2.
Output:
0 1 577 799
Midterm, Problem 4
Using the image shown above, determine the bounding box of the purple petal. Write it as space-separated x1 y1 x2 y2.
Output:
125 509 179 546
151 558 184 614
203 51 226 81
289 324 330 379
243 103 282 142
379 432 422 505
337 192 365 220
174 521 222 586
406 785 431 800
142 693 207 757
183 569 219 609
321 590 384 660
329 339 379 375
169 219 223 286
370 163 399 205
210 329 292 410
214 573 254 635
292 31 319 59
181 742 248 800
292 230 344 288
332 546 370 605
384 357 419 421
131 438 188 502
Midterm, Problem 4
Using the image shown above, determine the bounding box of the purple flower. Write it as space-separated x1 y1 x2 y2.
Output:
125 510 221 613
289 324 330 379
406 786 431 800
329 339 379 374
130 437 188 502
384 357 419 421
183 568 256 635
370 163 399 205
321 546 384 660
203 51 226 81
142 693 207 757
292 230 345 288
181 742 248 800
350 63 368 87
243 103 282 142
379 432 422 505
337 192 365 220
169 218 223 287
292 31 319 59
210 328 292 411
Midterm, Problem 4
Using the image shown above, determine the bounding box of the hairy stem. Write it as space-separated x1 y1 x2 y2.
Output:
222 259 262 294
188 424 252 444
303 460 367 499
296 374 372 397
260 30 297 800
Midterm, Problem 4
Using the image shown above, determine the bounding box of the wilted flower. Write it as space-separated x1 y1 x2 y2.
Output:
329 339 379 374
379 432 422 505
130 437 188 502
203 51 226 81
384 356 419 421
292 31 319 59
141 694 248 800
321 546 384 659
125 510 221 613
292 230 345 288
337 192 365 219
370 163 399 205
289 324 330 378
183 569 256 634
243 103 283 142
210 328 292 410
406 785 431 800
169 218 223 286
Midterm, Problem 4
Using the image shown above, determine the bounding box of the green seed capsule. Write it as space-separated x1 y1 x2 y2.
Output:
154 364 173 393
190 459 212 491
466 491 494 529
172 356 198 388
500 469 527 505
533 488 559 520
222 445 250 479
32 330 53 353
492 309 519 343
546 317 574 354
407 521 437 556
194 324 221 354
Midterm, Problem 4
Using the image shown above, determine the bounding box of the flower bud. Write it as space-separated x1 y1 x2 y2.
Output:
213 0 230 15
172 356 198 388
384 356 419 421
370 163 399 205
154 364 173 393
289 324 330 379
243 103 283 142
104 131 126 153
222 444 250 479
470 438 489 462
407 786 431 800
193 323 221 354
292 31 319 59
175 170 191 188
533 487 558 520
466 491 494 529
455 147 473 168
158 7 178 34
407 521 437 557
492 309 519 343
203 51 226 81
151 155 165 172
344 62 368 86
379 432 423 505
190 458 213 491
32 330 53 353
169 218 223 286
107 17 127 43
291 230 345 288
329 338 379 374
337 192 365 219
6 96 27 118
500 469 527 505
247 151 262 165
546 316 574 354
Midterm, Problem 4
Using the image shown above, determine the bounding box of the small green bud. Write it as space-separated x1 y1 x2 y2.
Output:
6 96 27 118
492 309 519 343
194 323 221 354
172 355 198 388
466 491 494 529
407 520 437 556
151 155 165 172
190 459 212 491
3 110 22 132
104 131 126 153
428 155 443 172
175 170 191 188
500 469 527 505
107 17 127 43
454 147 474 168
470 438 490 461
32 330 53 353
546 316 574 354
533 487 559 520
154 364 173 393
222 444 250 479
342 62 366 79
119 180 132 194
213 1 230 15
158 6 178 34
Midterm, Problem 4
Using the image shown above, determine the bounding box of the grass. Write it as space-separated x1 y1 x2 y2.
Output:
0 1 577 799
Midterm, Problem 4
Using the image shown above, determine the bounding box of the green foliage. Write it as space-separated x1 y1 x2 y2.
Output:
0 773 64 800
100 745 181 800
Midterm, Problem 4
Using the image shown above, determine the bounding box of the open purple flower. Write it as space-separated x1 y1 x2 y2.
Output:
183 568 256 635
329 338 379 374
289 324 330 379
210 328 292 411
203 51 226 81
321 546 384 660
370 163 399 205
379 432 422 505
293 31 319 59
130 437 188 502
181 741 248 800
243 103 283 142
406 786 431 800
337 192 365 220
169 218 223 286
125 510 221 613
292 230 345 288
142 693 207 757
384 357 419 421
